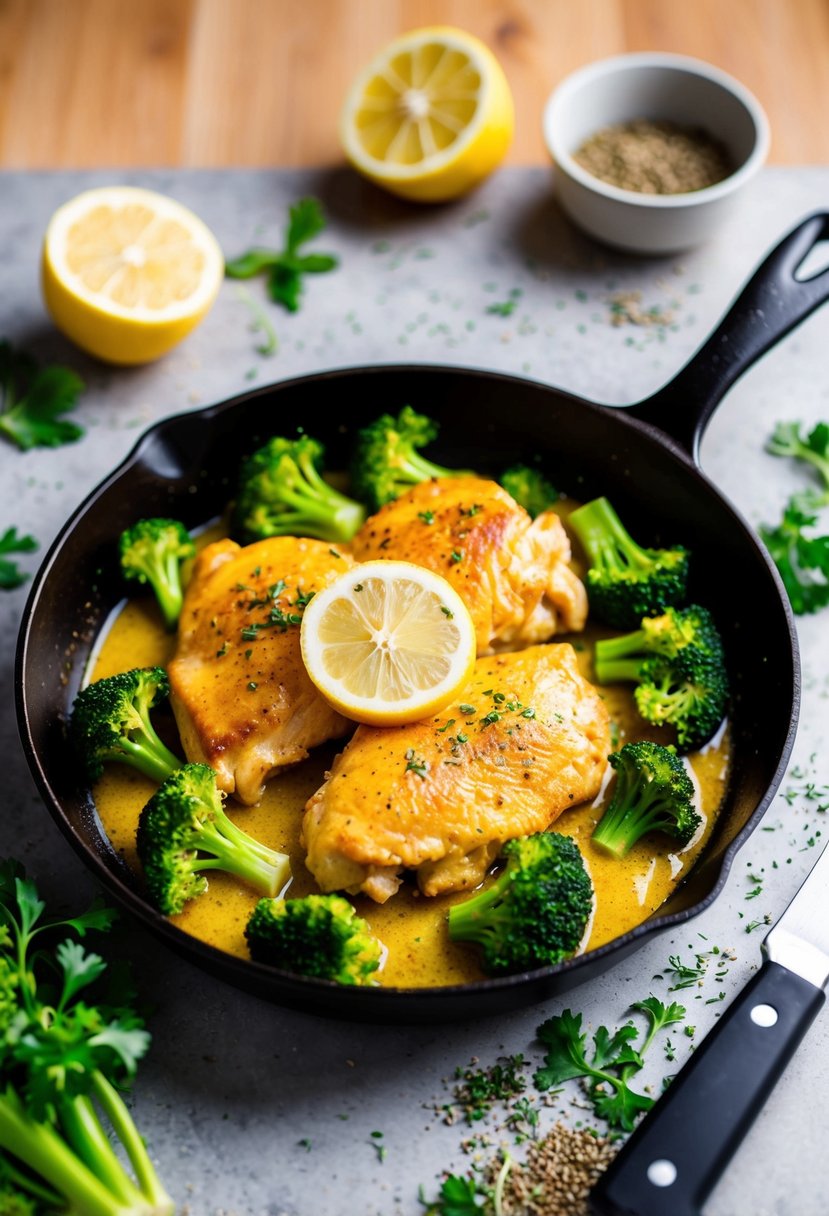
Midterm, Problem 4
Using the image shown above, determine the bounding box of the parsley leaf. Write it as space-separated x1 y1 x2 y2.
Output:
760 499 829 614
0 526 38 589
534 1009 654 1132
420 1173 488 1216
224 197 339 313
766 419 829 509
0 340 84 451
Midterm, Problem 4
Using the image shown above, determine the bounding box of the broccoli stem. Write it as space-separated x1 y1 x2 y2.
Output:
594 657 646 684
592 799 675 858
153 555 184 631
281 457 365 541
447 870 511 944
593 629 648 683
569 497 652 573
0 1090 147 1216
110 735 180 786
192 817 290 897
397 450 458 483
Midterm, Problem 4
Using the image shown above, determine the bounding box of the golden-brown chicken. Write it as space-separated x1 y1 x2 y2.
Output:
351 477 587 654
168 536 355 805
302 643 610 902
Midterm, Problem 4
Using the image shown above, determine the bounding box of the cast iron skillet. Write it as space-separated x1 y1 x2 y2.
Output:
15 214 829 1023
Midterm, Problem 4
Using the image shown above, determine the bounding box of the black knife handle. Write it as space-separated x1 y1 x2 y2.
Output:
589 962 825 1216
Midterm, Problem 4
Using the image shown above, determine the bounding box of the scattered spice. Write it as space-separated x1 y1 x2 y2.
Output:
574 119 733 195
485 1123 618 1216
607 291 674 329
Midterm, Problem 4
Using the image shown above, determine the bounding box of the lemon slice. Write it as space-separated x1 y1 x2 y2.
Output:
340 26 514 202
300 560 477 726
42 186 224 365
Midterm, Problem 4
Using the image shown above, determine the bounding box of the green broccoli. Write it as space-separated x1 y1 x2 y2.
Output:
499 464 558 517
137 764 291 916
70 667 181 785
231 433 366 544
592 741 701 858
766 420 829 509
569 496 690 628
245 893 382 986
350 405 473 511
593 605 729 752
119 517 195 631
447 832 594 976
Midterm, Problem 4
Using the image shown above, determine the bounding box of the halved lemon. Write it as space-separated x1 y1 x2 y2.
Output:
42 186 224 365
340 26 514 202
300 560 476 726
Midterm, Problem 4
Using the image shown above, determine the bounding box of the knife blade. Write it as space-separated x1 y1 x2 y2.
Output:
589 839 829 1216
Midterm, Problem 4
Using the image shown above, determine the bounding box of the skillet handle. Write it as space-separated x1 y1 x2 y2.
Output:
588 961 825 1216
626 212 829 461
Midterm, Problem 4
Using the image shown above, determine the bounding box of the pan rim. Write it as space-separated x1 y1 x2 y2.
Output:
13 361 802 1014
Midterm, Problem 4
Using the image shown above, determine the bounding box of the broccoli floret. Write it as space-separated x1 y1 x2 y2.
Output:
119 517 195 631
499 464 558 517
767 420 829 509
447 832 593 976
245 893 382 986
70 667 181 785
350 405 472 511
137 763 291 916
569 496 690 628
593 605 729 752
592 741 701 858
231 433 365 545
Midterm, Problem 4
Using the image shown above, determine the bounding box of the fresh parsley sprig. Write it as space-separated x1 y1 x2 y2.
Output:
0 859 173 1212
766 420 829 510
760 500 829 615
0 339 84 451
0 527 38 589
534 998 686 1131
225 197 339 312
419 1173 489 1216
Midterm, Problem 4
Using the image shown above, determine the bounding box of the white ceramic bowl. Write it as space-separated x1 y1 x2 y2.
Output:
542 53 770 254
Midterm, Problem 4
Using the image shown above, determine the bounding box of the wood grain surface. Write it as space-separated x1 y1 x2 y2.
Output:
1 0 826 168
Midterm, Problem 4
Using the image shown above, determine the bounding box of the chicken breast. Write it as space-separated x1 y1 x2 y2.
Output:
302 643 610 902
351 477 587 654
168 536 355 805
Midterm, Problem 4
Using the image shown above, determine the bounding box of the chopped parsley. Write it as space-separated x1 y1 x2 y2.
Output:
450 550 464 563
405 749 429 779
439 604 454 618
418 510 436 525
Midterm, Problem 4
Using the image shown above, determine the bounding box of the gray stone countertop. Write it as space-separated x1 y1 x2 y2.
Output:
2 166 829 1216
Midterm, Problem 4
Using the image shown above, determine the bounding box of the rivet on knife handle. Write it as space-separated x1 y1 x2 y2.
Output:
589 960 825 1216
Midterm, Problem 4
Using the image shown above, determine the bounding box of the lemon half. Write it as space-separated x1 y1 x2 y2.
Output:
300 560 477 726
42 186 224 365
340 26 514 202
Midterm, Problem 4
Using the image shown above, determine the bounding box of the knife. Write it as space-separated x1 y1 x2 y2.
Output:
589 838 829 1216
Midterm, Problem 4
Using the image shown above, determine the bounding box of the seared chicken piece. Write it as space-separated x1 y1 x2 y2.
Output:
302 644 610 902
169 537 355 805
352 477 587 654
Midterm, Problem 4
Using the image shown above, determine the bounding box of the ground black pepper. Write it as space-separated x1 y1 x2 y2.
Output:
574 118 733 194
